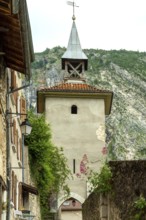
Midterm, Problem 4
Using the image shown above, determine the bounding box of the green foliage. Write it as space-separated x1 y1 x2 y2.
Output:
35 48 50 55
25 111 71 219
133 195 146 220
88 163 112 194
31 59 45 69
134 195 146 210
84 49 146 77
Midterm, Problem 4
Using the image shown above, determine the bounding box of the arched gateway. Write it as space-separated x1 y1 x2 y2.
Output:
58 192 85 208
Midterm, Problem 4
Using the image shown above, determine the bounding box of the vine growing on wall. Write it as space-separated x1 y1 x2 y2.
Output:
133 195 146 220
25 111 71 219
88 163 112 194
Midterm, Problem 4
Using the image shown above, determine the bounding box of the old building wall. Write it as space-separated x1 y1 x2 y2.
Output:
61 210 82 220
82 161 146 220
0 105 6 179
6 69 41 220
0 0 36 218
8 70 24 220
45 97 106 201
0 61 7 220
82 192 100 220
0 59 7 182
24 145 41 220
107 198 121 220
109 160 146 220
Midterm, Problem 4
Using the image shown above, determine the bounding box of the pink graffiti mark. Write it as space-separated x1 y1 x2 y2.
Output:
80 161 86 174
80 154 89 175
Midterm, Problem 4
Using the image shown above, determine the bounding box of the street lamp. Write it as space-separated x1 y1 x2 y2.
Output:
20 118 32 135
6 115 32 220
20 118 32 183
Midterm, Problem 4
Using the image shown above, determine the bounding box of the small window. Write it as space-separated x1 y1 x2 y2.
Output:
73 159 76 174
71 105 77 114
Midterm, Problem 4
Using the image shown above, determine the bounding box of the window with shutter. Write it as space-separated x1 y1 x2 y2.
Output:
0 177 7 218
18 183 22 210
11 70 18 105
11 172 17 209
19 138 22 162
11 70 16 90
12 171 14 204
20 97 26 122
22 190 29 209
16 130 19 160
16 96 20 116
13 89 18 106
14 175 17 208
19 185 29 210
13 120 16 145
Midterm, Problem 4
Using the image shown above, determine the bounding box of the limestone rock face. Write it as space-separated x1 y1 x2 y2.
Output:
30 48 146 160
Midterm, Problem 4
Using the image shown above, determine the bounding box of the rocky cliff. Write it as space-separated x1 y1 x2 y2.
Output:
29 47 146 160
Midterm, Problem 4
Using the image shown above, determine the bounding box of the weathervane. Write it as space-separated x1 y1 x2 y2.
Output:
67 1 79 20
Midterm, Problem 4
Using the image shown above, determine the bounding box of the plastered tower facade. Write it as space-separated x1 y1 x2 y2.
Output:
37 17 113 219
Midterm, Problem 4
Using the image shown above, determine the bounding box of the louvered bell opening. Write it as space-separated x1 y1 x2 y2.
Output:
68 61 83 73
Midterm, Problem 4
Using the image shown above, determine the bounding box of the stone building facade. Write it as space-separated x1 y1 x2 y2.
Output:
0 1 41 220
0 56 7 220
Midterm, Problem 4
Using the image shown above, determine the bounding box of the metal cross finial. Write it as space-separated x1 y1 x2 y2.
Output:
67 1 79 20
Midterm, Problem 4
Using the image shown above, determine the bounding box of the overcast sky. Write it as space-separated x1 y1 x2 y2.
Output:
27 0 146 52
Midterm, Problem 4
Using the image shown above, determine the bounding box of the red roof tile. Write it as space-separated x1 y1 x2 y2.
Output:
38 83 112 94
37 82 113 115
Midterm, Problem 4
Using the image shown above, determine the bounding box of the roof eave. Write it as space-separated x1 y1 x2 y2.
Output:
20 182 38 195
0 0 34 77
18 0 35 77
37 91 113 115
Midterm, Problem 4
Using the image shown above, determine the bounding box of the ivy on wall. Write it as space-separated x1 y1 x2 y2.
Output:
88 163 112 194
133 195 146 220
25 111 71 219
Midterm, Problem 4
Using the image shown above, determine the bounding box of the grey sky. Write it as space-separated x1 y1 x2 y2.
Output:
27 0 146 52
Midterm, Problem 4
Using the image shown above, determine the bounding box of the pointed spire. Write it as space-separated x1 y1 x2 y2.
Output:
62 21 87 61
62 2 88 80
62 20 88 71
